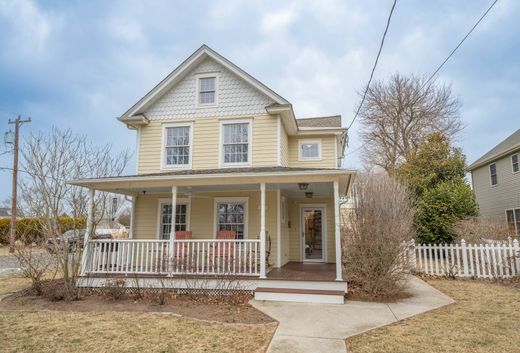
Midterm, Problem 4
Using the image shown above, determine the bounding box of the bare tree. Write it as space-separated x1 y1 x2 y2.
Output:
359 74 463 174
19 127 131 298
343 173 415 299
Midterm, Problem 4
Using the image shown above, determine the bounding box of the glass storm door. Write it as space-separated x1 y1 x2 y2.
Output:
301 207 325 262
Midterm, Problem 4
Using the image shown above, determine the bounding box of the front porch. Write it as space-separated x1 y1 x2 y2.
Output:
72 167 353 302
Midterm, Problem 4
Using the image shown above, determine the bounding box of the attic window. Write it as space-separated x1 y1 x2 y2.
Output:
299 139 322 161
199 77 216 105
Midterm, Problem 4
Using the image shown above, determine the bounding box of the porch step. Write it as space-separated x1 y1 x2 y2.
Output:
254 287 345 304
259 279 347 292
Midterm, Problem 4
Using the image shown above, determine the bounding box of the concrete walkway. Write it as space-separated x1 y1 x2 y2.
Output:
251 276 454 353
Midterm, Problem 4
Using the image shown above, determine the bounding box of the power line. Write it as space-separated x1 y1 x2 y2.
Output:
346 0 398 131
423 0 498 87
345 0 499 159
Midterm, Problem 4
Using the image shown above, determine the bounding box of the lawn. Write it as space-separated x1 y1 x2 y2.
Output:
0 275 276 353
347 278 520 353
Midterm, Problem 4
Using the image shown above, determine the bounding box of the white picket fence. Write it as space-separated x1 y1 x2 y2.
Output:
82 239 261 277
412 239 520 279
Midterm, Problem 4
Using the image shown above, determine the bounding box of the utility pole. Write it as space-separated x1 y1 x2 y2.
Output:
7 116 31 253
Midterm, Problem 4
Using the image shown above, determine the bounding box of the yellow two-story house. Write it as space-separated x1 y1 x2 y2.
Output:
72 45 355 303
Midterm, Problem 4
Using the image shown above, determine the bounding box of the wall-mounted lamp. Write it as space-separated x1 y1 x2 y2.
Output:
305 192 313 198
298 183 309 190
142 190 147 195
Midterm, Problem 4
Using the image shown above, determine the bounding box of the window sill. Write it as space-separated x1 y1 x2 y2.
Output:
161 165 192 171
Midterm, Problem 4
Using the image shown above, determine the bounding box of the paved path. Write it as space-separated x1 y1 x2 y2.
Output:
251 276 454 353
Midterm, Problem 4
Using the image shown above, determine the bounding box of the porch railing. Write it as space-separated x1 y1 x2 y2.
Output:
83 239 261 276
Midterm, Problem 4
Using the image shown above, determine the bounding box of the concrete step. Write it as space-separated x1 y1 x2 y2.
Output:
254 287 345 304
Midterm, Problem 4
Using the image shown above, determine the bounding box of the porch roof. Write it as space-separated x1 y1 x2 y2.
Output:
68 167 355 196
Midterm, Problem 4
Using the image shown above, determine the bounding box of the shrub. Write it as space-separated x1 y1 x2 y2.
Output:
453 217 510 242
0 217 85 245
343 174 414 300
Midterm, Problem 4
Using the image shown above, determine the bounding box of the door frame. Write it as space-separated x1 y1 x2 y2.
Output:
299 204 327 263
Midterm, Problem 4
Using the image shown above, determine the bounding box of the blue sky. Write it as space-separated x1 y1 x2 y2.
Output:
0 0 518 200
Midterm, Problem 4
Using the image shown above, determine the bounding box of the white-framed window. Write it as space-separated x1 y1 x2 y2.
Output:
299 139 322 161
214 197 248 239
157 198 190 240
220 119 252 167
489 163 498 186
196 74 218 106
506 208 520 236
161 123 193 169
512 153 519 173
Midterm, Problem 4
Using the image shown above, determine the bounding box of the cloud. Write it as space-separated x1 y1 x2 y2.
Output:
261 7 298 33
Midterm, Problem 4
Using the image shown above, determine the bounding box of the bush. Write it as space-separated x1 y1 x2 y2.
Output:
343 174 414 300
453 217 510 242
0 217 85 245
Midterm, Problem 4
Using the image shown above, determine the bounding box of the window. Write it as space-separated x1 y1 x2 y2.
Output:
221 121 251 165
216 200 247 239
506 209 520 236
160 203 188 240
512 154 519 173
489 163 497 186
162 124 192 168
199 77 216 105
299 140 322 160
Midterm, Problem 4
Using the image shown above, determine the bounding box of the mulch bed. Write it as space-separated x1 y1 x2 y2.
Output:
0 281 274 325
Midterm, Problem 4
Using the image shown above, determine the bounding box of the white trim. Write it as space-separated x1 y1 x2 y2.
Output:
277 116 281 166
276 189 281 268
135 127 141 174
219 118 253 168
160 122 194 171
156 197 191 240
489 162 498 187
298 139 322 161
195 72 219 108
213 197 249 239
333 180 342 281
129 196 136 239
299 204 327 263
511 153 519 174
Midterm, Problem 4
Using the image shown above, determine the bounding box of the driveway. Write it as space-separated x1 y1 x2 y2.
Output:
251 276 454 353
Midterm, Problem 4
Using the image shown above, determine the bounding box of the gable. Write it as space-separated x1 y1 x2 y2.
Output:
145 57 275 120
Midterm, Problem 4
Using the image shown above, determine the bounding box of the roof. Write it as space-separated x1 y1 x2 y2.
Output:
296 116 342 128
468 129 520 170
120 44 290 122
72 167 346 182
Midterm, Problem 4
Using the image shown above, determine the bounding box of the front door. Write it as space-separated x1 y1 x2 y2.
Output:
301 206 325 262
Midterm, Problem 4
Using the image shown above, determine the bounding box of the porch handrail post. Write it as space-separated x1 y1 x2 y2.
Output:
333 180 342 281
80 188 95 276
168 185 177 275
260 182 266 278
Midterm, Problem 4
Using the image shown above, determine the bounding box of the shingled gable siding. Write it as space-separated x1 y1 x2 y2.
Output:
472 154 520 220
287 135 337 169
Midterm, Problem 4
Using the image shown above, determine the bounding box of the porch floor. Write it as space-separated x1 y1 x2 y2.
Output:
266 262 341 282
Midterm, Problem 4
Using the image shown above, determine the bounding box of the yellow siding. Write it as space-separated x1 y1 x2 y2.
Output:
280 120 289 167
288 135 337 169
287 197 336 263
137 114 279 174
133 195 160 239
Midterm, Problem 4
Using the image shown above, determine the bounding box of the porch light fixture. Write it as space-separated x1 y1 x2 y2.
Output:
305 192 313 198
298 183 309 190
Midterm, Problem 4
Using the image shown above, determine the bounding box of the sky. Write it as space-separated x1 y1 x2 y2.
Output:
0 0 518 201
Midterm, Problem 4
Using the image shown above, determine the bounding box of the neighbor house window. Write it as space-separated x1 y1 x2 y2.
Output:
221 121 251 165
299 140 322 160
506 209 520 236
216 200 247 239
512 154 519 173
199 77 216 105
489 163 497 186
160 203 188 240
163 123 192 168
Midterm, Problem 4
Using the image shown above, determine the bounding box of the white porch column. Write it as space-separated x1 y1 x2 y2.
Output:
260 182 266 278
333 180 343 281
80 188 95 275
168 186 177 274
129 195 136 239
